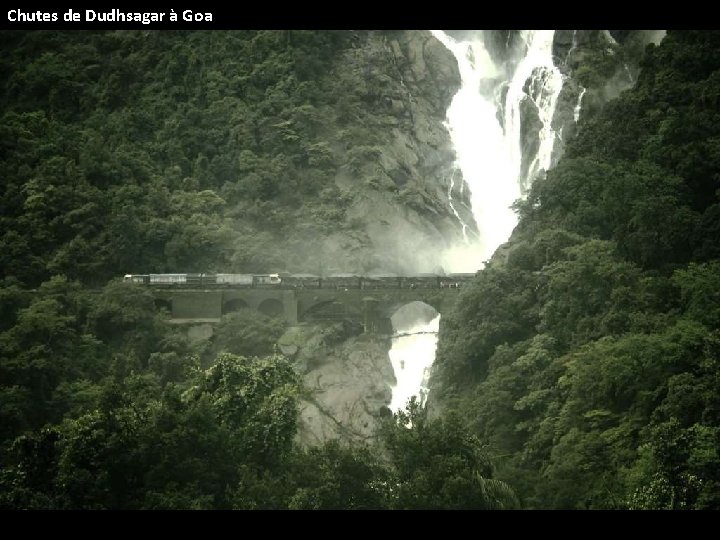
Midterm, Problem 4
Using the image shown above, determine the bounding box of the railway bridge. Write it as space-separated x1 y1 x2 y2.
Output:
153 285 466 333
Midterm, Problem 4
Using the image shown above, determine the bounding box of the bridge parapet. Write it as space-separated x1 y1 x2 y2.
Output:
153 286 462 329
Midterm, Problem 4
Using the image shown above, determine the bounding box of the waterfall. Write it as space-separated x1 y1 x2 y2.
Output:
574 87 587 123
565 30 579 64
446 168 471 242
432 30 565 270
511 31 565 191
387 302 440 413
388 32 567 413
389 314 440 412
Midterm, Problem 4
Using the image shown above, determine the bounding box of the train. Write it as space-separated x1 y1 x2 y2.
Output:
122 272 476 289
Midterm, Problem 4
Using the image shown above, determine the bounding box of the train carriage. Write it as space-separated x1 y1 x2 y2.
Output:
443 272 476 288
283 274 322 289
253 274 282 287
123 271 474 290
326 274 362 290
363 275 402 289
123 274 148 284
149 274 187 286
405 274 442 289
215 274 254 286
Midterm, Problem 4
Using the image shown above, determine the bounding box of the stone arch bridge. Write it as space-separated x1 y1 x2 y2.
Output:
153 287 463 333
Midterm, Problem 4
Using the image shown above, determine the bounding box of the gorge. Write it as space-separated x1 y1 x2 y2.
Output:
7 29 718 511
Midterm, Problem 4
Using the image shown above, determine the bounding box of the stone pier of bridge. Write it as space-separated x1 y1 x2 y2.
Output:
153 286 461 332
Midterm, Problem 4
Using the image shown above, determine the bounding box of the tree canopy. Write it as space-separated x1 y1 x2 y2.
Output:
434 30 720 509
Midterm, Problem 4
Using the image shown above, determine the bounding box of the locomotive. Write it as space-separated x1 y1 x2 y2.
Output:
122 272 476 289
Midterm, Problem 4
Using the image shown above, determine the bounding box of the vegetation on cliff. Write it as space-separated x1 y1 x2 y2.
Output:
0 30 460 286
0 30 515 509
434 30 720 509
3 28 719 509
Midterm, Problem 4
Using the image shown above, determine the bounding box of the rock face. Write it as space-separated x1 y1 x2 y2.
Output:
280 322 395 446
320 31 469 276
500 29 662 185
274 30 662 447
477 29 662 260
550 29 658 147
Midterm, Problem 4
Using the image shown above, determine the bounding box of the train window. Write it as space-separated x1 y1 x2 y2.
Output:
149 274 187 284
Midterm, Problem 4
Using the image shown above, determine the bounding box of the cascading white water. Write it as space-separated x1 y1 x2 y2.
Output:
389 313 441 412
432 30 565 271
387 302 440 412
512 31 565 191
574 87 587 123
447 169 470 242
388 32 567 412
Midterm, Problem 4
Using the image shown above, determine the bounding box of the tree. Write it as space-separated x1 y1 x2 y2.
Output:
379 399 519 509
186 353 300 469
281 441 389 510
209 309 285 360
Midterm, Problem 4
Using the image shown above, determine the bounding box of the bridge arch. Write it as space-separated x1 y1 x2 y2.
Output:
223 298 249 315
382 297 442 320
389 301 440 333
155 298 172 313
301 300 363 322
258 298 284 318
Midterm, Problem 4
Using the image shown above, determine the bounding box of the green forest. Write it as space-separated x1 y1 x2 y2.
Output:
434 30 720 509
1 29 719 509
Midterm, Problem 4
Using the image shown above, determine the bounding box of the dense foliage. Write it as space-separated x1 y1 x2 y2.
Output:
3 28 719 509
0 30 436 286
0 278 514 508
0 30 516 509
434 30 720 509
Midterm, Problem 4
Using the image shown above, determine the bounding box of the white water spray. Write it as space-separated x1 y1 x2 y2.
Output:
446 169 470 241
388 32 567 412
574 87 587 123
432 30 565 271
511 31 565 191
389 312 441 412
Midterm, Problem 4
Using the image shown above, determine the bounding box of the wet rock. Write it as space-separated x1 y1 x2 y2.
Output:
322 31 472 276
287 324 395 446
